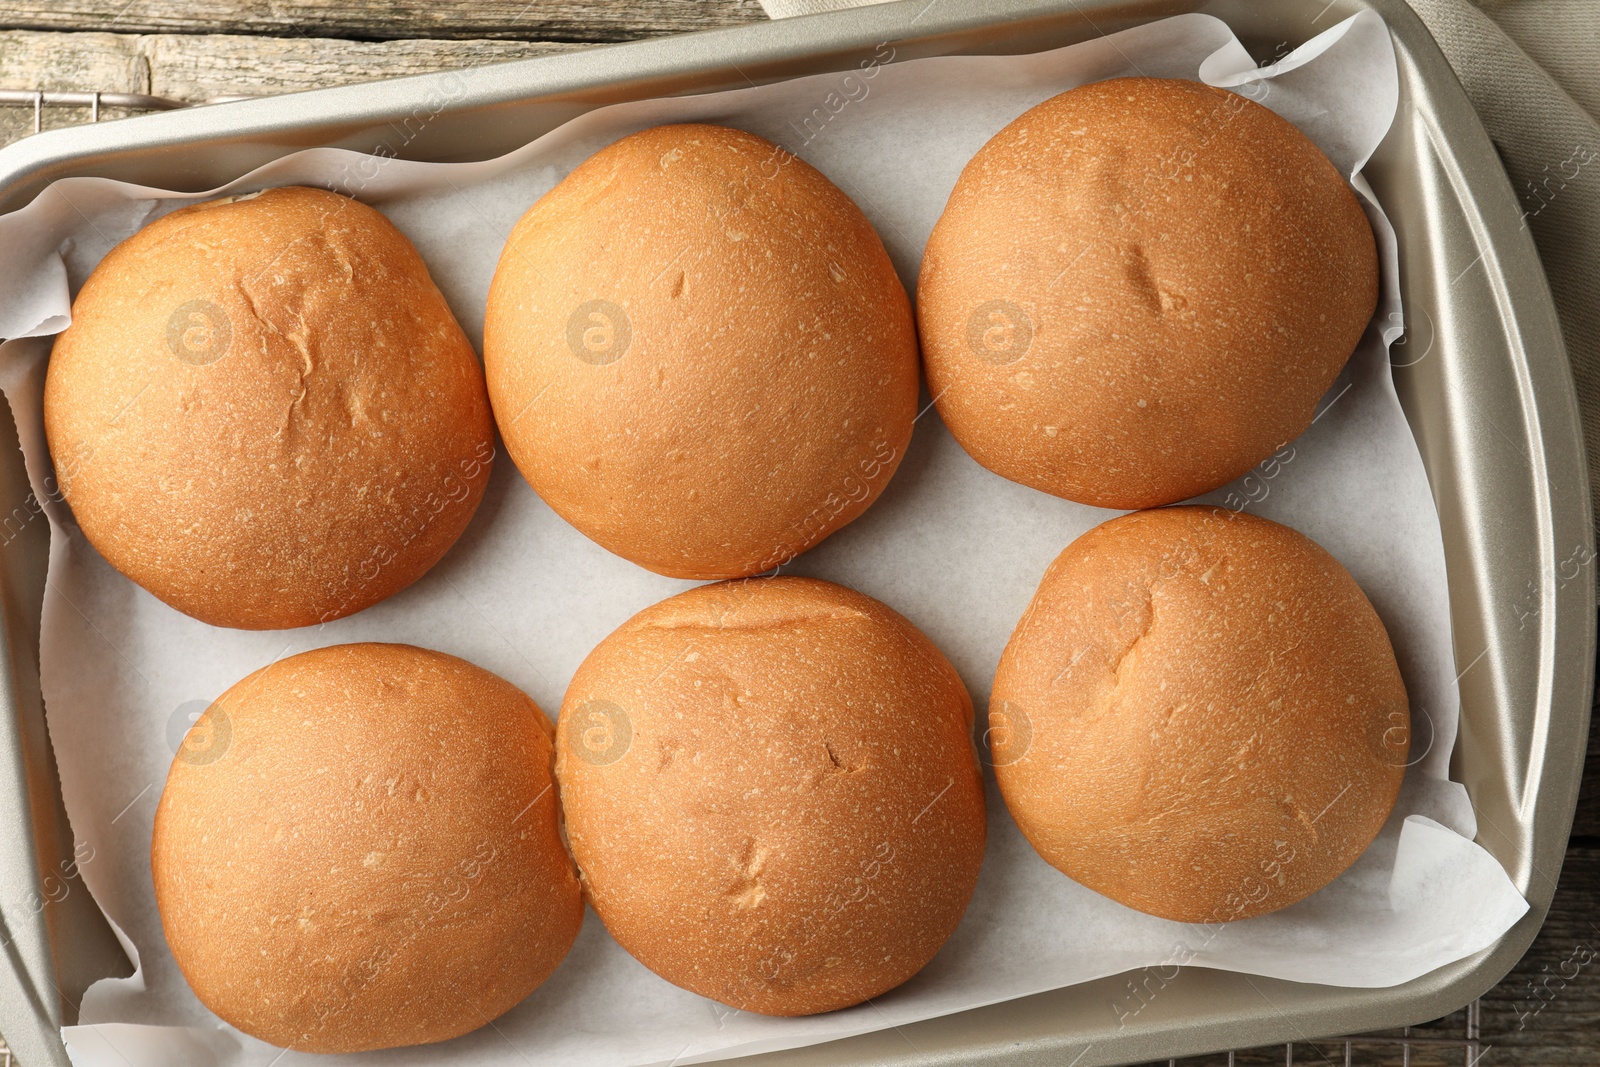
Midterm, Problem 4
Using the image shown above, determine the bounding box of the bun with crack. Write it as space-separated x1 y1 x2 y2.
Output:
991 507 1408 922
555 576 985 1014
917 77 1379 509
45 186 493 629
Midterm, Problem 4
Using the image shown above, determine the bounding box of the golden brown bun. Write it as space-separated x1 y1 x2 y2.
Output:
151 643 582 1053
484 124 918 580
991 507 1407 922
555 577 984 1015
918 78 1379 509
45 186 494 630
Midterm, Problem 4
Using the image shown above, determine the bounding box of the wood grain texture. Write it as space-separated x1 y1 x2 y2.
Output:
0 28 582 97
1572 678 1600 838
0 4 1597 1063
0 0 768 42
0 28 583 146
1478 844 1600 1065
142 31 582 98
1132 848 1600 1065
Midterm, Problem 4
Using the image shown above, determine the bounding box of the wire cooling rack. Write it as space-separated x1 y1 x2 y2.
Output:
1175 1000 1486 1066
0 986 1491 1065
0 88 252 134
0 89 1492 1067
0 993 1493 1066
0 89 184 132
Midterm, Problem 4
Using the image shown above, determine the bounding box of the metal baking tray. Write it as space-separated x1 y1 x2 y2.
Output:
0 0 1590 1063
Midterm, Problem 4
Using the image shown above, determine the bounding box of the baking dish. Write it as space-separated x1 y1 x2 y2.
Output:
0 0 1589 1063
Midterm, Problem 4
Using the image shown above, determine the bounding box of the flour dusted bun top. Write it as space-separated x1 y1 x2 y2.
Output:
918 77 1380 509
44 186 494 629
484 124 919 580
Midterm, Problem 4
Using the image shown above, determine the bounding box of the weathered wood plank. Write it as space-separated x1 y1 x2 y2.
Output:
0 0 768 43
0 30 143 147
1130 847 1600 1065
143 31 583 98
1573 679 1600 838
0 14 1597 1067
0 30 146 94
1478 843 1600 1063
0 28 586 147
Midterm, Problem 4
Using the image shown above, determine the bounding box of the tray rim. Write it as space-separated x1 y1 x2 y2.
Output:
0 0 1590 1064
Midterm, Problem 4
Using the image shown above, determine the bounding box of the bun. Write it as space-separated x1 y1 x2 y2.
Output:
484 124 918 579
917 77 1379 509
151 643 582 1052
555 576 984 1014
991 507 1407 922
45 186 494 630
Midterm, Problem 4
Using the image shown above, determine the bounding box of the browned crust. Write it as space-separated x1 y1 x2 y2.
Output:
44 186 494 630
151 642 583 1053
918 78 1379 509
555 576 985 1014
992 507 1408 922
484 124 919 580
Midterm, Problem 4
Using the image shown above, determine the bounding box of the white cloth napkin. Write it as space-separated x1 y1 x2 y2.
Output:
1407 0 1600 533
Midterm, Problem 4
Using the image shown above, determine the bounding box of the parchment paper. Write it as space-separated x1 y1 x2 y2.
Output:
0 12 1530 1067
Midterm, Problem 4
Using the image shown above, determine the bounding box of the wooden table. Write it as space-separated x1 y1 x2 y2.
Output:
1 3 1596 1063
